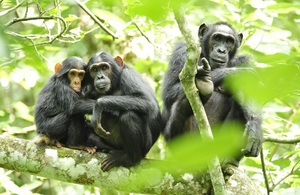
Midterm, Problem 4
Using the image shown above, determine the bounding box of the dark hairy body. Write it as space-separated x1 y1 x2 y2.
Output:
162 22 263 165
34 56 97 154
85 52 163 171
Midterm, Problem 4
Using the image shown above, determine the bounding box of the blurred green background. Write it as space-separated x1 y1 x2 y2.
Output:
1 0 300 194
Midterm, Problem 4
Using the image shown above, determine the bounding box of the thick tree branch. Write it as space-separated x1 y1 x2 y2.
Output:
173 8 226 195
0 135 160 193
0 135 261 194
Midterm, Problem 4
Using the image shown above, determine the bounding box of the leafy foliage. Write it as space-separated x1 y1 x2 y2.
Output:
1 0 300 194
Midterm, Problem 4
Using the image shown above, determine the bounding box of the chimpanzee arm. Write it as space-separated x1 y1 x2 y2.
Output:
164 96 193 140
71 98 96 115
94 96 154 114
241 101 263 157
211 67 254 85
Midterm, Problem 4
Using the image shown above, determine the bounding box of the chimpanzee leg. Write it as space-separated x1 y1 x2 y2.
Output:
41 113 69 141
164 97 194 141
101 111 147 171
219 101 246 166
66 116 96 154
87 133 115 152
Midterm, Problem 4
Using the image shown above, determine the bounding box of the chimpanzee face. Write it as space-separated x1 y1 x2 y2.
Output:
89 61 112 94
199 23 243 69
68 69 85 93
55 56 86 93
208 25 236 67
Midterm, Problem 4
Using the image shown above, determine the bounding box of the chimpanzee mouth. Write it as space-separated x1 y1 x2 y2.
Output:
71 85 81 93
95 84 109 93
211 58 226 67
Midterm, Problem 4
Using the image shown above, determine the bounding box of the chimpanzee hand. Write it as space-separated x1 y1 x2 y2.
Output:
91 104 110 138
196 57 213 98
241 119 263 157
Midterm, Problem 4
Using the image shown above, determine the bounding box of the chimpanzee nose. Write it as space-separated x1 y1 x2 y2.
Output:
98 75 104 80
217 48 226 54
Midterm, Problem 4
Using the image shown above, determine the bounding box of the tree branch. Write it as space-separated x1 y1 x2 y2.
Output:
4 15 67 44
173 8 226 195
260 149 271 195
0 135 261 194
264 135 300 144
0 0 24 17
75 0 118 39
269 160 300 191
0 135 159 193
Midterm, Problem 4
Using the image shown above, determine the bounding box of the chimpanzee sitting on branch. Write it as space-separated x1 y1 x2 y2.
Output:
162 22 263 165
34 57 97 154
84 52 162 171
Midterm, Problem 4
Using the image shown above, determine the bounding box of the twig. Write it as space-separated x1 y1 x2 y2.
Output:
269 160 300 191
0 1 24 17
133 22 154 45
5 15 67 44
260 149 270 195
264 135 300 144
75 0 117 39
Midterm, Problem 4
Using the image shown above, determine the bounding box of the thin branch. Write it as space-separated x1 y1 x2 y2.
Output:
133 22 154 45
0 1 24 17
5 15 67 44
264 135 300 144
75 0 118 39
260 149 270 195
286 101 300 129
269 160 300 191
28 38 50 64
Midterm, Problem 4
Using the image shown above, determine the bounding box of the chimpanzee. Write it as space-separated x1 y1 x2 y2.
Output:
84 52 162 171
162 22 263 164
34 56 99 154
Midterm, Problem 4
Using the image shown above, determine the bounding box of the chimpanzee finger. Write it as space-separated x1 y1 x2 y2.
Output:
251 140 261 157
201 57 211 71
241 141 253 156
96 123 110 137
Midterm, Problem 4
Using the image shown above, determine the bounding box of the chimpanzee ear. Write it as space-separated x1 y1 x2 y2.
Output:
54 63 62 74
198 23 208 39
115 56 125 68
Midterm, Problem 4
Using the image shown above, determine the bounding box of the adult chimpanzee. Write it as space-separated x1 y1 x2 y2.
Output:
34 56 99 154
84 52 162 171
162 22 263 165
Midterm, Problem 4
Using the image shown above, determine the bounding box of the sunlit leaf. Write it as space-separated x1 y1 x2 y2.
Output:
225 65 300 105
124 0 169 21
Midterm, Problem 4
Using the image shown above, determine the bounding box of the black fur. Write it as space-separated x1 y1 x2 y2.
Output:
34 57 97 150
85 52 162 171
162 22 263 165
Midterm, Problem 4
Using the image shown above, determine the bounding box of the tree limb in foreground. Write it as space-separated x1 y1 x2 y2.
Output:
0 135 261 194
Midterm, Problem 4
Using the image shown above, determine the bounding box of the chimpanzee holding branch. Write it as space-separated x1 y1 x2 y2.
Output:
34 56 99 154
84 52 162 171
162 22 263 165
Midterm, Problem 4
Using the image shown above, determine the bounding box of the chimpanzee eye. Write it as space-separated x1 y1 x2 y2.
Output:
101 65 109 71
91 66 98 73
226 37 234 45
214 34 222 42
69 70 76 77
78 72 85 78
